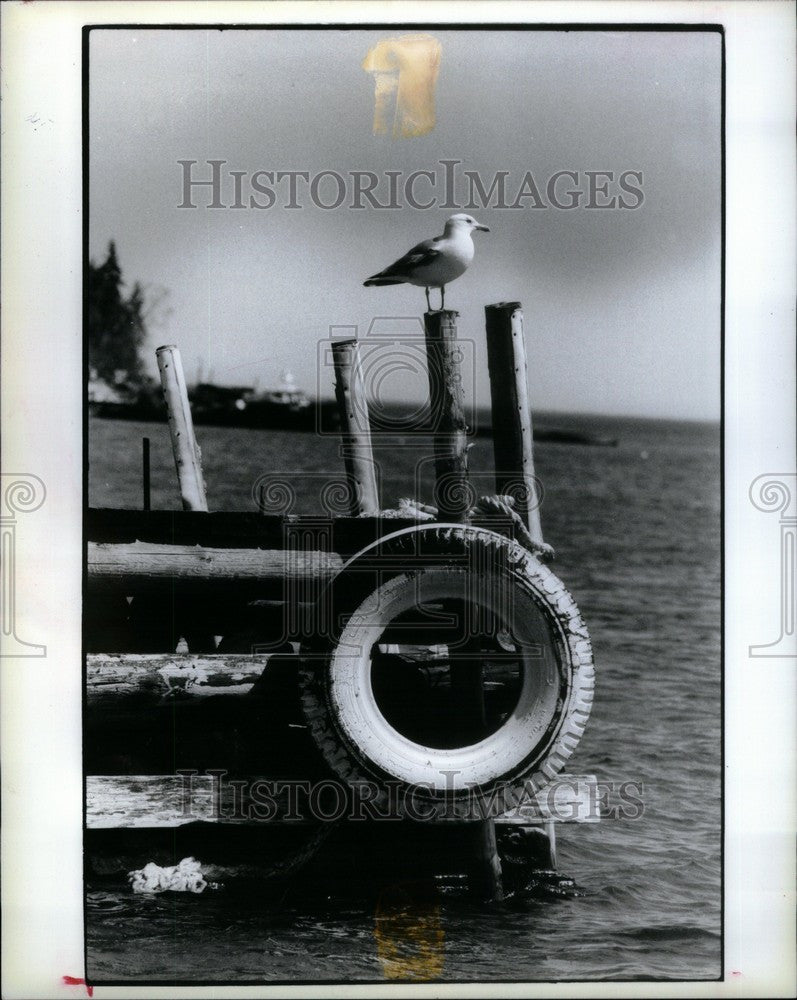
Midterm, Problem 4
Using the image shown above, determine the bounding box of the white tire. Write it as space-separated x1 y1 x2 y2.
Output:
300 525 594 818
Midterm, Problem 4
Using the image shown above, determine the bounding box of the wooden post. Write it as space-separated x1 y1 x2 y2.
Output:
142 437 151 511
156 345 208 512
424 310 470 522
467 819 504 901
332 339 380 515
424 311 483 745
545 819 558 869
484 302 544 546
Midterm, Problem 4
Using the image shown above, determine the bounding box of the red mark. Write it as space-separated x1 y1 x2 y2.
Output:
731 970 742 977
62 976 94 997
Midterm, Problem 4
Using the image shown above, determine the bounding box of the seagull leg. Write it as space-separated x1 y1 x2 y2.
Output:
425 287 431 312
440 285 446 310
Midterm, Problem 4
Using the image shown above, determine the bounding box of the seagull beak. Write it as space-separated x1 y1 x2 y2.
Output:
475 224 490 232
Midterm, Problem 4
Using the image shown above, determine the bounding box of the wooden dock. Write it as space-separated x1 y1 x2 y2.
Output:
86 303 598 899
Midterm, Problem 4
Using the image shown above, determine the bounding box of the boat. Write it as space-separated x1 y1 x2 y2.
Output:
531 427 618 447
468 416 618 447
90 370 340 431
89 370 166 421
237 370 317 430
90 371 615 445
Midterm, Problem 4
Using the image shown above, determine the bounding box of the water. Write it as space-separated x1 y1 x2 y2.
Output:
87 413 721 982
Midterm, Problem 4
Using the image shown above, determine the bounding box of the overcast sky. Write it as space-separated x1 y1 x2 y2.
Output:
89 28 721 419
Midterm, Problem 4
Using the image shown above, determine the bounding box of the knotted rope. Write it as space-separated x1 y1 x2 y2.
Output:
367 494 555 562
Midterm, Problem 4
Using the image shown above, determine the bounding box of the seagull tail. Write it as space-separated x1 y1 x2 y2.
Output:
364 276 406 287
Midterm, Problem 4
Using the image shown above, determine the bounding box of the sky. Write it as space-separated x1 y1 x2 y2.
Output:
89 28 722 419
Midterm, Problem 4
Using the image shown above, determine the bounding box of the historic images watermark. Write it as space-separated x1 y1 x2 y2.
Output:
0 474 47 658
174 770 645 824
175 31 643 206
176 159 645 212
748 473 796 658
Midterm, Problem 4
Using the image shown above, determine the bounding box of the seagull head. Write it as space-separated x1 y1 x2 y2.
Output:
445 213 490 234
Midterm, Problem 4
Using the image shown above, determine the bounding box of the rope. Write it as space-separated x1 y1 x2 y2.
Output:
471 494 555 562
366 494 555 562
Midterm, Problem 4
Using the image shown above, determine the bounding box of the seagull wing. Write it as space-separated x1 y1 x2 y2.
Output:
365 237 441 283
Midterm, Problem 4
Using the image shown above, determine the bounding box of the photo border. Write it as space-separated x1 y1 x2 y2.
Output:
2 2 794 998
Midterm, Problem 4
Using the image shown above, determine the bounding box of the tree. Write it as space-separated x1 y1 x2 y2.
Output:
88 242 149 389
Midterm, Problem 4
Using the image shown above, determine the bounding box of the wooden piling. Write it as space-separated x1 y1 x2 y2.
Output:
423 311 484 806
332 339 380 515
484 302 544 546
424 311 491 886
423 310 470 522
156 345 208 512
467 819 504 901
545 819 558 869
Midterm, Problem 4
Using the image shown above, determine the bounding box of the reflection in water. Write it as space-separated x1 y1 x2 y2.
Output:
374 880 445 981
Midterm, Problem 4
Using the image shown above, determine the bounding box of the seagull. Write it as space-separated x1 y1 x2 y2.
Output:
364 213 490 311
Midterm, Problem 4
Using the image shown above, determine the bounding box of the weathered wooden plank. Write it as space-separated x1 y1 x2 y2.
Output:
85 774 601 829
86 508 430 553
86 653 274 702
87 775 220 828
88 541 344 582
85 648 455 702
86 775 323 828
